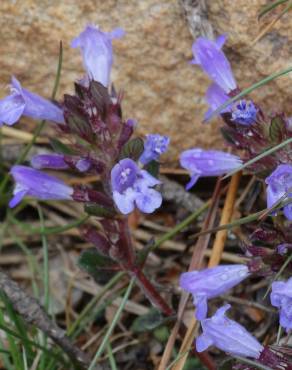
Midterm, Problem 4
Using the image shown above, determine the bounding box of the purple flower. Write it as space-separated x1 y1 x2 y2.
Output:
71 25 124 87
191 34 237 93
111 158 162 215
277 244 292 256
270 278 292 331
265 164 292 220
196 304 264 358
139 134 170 165
31 154 69 170
9 165 73 208
180 148 242 190
180 265 249 320
204 83 230 121
75 158 91 172
31 154 92 173
0 77 64 126
231 100 257 125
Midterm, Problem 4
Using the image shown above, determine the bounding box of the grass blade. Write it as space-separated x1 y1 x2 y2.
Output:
258 0 288 19
208 66 292 120
88 278 135 370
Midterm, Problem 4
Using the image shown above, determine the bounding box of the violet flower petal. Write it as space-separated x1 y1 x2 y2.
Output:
9 165 73 208
111 158 162 215
139 134 170 165
180 149 242 190
265 164 292 220
196 304 264 359
270 278 292 332
180 264 249 319
191 35 237 93
11 77 64 124
71 25 124 87
135 188 162 214
204 83 230 121
0 93 25 126
113 188 136 215
31 154 69 170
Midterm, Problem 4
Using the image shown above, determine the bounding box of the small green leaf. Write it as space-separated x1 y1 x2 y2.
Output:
84 203 115 218
153 326 169 343
131 308 167 333
120 137 144 161
184 357 207 370
50 138 76 155
78 248 114 283
145 160 160 178
218 358 235 370
269 115 285 142
220 128 237 146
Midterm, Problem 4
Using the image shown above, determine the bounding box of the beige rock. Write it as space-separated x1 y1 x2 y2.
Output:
0 0 291 165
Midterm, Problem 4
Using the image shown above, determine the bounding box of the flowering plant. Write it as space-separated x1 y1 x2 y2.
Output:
0 18 291 370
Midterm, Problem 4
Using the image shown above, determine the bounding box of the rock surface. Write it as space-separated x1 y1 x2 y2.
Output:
0 0 291 164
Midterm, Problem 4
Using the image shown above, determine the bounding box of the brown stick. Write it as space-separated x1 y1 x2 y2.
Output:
0 269 104 370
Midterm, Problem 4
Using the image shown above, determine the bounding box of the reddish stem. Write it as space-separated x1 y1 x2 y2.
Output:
130 267 174 317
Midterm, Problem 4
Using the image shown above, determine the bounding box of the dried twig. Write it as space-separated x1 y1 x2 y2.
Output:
0 269 105 370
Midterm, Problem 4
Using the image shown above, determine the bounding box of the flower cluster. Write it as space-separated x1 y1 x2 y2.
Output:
4 25 169 218
178 32 292 366
179 265 264 359
2 25 173 317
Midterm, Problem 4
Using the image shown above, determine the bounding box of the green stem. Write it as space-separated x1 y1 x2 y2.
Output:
107 343 118 370
224 137 292 179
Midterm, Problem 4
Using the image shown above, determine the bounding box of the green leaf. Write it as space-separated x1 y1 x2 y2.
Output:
269 115 285 142
120 137 144 161
84 203 115 218
50 138 76 155
131 308 168 333
145 160 160 178
78 248 114 283
153 326 169 343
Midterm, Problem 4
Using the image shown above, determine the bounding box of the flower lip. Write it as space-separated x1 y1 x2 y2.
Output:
111 158 138 193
